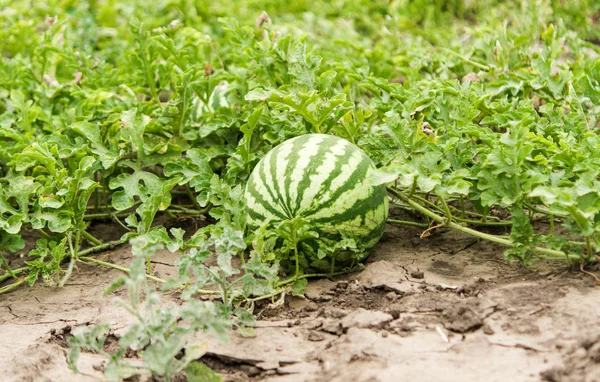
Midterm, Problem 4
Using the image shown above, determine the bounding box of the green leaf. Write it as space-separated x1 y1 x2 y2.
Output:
185 362 222 382
135 176 182 234
109 171 164 211
291 278 308 296
0 232 25 253
104 277 127 295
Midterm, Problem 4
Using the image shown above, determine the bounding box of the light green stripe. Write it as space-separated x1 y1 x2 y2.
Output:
297 138 348 214
286 135 326 214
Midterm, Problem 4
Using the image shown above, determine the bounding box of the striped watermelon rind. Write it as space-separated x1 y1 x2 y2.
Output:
244 134 388 273
190 81 230 120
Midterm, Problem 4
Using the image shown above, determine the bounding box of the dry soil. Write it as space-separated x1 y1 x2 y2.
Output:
2 220 600 382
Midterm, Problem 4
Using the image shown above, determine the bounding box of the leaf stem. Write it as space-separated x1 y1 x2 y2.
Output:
81 230 103 246
185 185 202 210
0 252 16 279
37 229 52 239
585 236 593 261
411 194 446 214
439 196 453 224
440 47 491 70
61 233 77 286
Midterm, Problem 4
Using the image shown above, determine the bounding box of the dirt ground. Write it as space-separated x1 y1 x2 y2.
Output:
2 217 600 382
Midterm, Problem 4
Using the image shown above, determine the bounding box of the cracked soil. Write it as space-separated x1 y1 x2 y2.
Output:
2 218 600 382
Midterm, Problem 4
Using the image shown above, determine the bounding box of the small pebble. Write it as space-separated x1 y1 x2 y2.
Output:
307 331 325 342
336 281 349 289
410 270 425 279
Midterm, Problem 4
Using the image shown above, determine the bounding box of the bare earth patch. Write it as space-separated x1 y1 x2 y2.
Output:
2 224 600 382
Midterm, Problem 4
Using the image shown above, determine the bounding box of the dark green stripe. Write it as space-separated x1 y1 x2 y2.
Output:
311 205 386 246
363 213 388 248
311 185 387 225
247 209 266 226
290 137 339 216
256 155 278 207
246 178 288 220
268 143 294 218
302 153 370 218
257 153 289 218
288 137 333 216
300 142 358 217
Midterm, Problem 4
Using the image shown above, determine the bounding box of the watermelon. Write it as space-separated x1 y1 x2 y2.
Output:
244 134 388 273
190 81 230 119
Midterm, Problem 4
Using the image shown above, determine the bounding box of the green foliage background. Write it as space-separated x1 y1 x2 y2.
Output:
1 0 600 285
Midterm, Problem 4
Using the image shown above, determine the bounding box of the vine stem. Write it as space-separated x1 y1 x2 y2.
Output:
78 256 166 284
448 205 501 220
0 266 27 283
248 267 361 303
386 187 586 262
79 239 127 256
0 279 26 295
78 255 220 295
169 204 212 215
84 211 132 220
453 217 512 227
246 289 284 303
275 268 360 288
387 219 429 228
391 201 510 226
